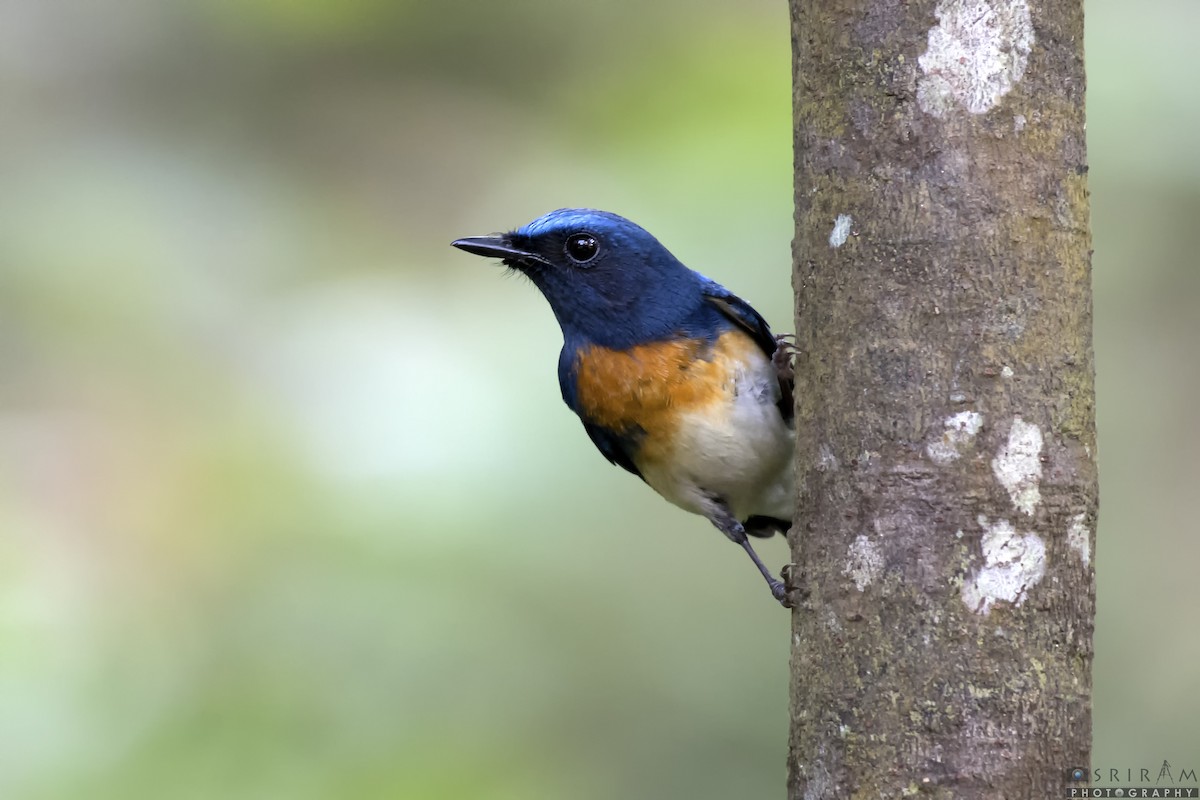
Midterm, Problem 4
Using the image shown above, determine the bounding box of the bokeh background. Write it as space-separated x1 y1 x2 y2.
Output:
1 0 1196 797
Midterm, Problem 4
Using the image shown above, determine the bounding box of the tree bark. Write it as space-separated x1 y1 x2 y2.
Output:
786 0 1096 797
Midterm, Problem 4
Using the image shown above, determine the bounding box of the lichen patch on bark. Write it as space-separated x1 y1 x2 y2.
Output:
1067 513 1091 566
843 534 884 591
916 0 1034 117
828 214 852 248
926 411 984 465
961 517 1047 614
992 417 1043 516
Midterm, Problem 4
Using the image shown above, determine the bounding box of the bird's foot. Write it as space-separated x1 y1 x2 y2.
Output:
769 578 794 609
780 563 808 607
772 334 797 382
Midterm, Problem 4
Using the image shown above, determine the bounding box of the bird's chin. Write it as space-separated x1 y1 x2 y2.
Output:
502 256 545 275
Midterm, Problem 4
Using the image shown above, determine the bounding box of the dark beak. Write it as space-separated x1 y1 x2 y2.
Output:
451 235 549 266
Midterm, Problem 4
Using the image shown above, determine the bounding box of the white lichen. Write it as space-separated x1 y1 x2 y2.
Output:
822 606 844 634
926 410 984 465
916 0 1034 118
1067 513 1091 566
817 443 839 472
992 416 1043 516
829 214 853 248
843 534 884 591
961 517 1046 615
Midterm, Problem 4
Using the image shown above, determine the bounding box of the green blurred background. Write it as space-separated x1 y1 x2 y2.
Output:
1 0 1196 797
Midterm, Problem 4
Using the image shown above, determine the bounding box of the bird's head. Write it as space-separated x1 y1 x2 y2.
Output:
452 209 705 349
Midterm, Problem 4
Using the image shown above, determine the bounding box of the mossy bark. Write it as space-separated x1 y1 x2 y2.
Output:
786 0 1096 797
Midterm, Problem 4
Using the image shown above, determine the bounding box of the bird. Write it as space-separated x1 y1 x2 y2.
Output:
452 209 795 606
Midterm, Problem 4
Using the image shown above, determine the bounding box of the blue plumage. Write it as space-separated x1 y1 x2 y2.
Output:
452 209 796 606
507 209 714 349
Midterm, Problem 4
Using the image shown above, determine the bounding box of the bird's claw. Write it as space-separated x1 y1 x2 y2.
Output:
780 563 808 604
772 335 797 383
769 579 794 609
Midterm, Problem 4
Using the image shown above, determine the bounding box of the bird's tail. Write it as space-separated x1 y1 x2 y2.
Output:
743 515 791 538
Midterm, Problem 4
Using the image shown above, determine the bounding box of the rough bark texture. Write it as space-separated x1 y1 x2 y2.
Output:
786 0 1096 797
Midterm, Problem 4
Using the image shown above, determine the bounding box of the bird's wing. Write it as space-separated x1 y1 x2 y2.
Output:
702 287 795 424
581 419 645 480
702 288 776 357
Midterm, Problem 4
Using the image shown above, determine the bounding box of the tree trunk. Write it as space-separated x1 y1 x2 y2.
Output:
785 0 1096 797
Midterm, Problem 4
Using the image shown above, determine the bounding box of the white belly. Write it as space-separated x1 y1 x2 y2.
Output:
638 353 795 522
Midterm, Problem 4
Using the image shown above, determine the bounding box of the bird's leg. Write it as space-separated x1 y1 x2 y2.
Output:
705 500 792 608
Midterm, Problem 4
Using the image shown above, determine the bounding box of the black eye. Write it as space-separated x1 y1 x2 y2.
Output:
564 232 599 265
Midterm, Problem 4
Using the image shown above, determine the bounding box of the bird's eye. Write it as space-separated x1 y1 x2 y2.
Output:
564 232 600 265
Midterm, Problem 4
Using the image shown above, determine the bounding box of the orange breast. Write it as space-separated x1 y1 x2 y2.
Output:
572 331 760 465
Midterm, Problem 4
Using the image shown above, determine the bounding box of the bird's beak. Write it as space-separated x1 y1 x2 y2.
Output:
451 235 549 266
